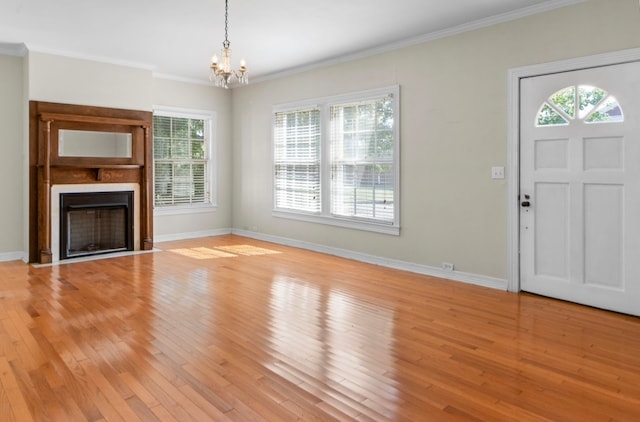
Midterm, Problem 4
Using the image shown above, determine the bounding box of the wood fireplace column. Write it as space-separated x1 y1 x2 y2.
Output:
141 124 153 251
38 119 53 264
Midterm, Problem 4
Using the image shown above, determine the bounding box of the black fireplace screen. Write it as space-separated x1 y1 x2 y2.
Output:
60 191 134 259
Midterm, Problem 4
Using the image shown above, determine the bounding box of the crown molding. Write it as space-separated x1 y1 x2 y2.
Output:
152 72 215 87
24 45 215 87
251 0 588 85
25 43 156 72
0 42 28 57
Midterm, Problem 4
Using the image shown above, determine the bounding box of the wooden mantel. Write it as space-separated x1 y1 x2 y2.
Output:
29 101 154 264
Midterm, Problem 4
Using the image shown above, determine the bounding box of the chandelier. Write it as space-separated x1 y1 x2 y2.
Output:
210 0 248 88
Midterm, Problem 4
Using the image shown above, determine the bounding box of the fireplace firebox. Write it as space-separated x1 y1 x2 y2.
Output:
60 191 134 260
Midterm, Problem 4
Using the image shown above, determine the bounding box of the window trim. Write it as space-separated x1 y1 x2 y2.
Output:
272 86 400 235
152 106 217 216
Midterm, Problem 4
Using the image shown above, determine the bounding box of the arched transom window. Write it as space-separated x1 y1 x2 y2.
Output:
536 85 624 127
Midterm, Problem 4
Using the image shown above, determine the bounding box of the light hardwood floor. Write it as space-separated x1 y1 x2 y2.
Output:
0 234 639 421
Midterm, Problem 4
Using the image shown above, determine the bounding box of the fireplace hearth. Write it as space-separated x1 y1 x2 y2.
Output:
60 191 134 260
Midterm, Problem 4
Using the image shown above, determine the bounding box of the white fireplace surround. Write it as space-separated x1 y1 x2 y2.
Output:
51 183 141 262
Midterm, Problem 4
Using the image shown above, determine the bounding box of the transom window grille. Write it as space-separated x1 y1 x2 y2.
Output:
153 113 212 207
273 86 400 235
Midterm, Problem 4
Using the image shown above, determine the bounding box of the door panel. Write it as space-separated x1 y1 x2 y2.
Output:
520 61 640 316
583 137 623 170
535 138 568 170
583 183 623 288
534 183 569 280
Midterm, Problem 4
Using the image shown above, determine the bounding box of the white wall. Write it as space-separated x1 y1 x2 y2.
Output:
28 52 153 111
0 54 25 259
230 0 640 282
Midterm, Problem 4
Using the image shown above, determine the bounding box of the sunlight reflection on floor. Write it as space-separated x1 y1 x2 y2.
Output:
266 275 400 412
167 244 281 259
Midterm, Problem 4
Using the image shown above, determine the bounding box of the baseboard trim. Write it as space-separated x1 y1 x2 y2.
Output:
0 251 28 263
231 229 507 291
154 228 232 243
7 229 508 290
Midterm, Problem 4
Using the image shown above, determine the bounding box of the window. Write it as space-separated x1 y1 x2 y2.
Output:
536 85 623 126
273 86 400 235
274 108 321 213
153 109 215 211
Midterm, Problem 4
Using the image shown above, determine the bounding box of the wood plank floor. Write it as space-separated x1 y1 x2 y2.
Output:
0 234 639 421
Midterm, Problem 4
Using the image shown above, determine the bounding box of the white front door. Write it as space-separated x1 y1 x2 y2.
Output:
520 61 640 316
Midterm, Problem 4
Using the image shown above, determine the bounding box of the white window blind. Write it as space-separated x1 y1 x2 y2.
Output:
330 96 395 223
274 108 321 213
153 114 210 207
272 86 399 234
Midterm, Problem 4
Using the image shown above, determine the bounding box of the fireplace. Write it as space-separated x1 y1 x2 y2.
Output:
29 102 154 264
60 191 134 260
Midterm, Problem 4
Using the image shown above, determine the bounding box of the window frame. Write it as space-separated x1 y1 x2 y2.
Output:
272 86 400 235
152 106 217 216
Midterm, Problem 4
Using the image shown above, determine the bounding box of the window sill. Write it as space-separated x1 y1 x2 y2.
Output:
272 210 400 236
154 203 218 216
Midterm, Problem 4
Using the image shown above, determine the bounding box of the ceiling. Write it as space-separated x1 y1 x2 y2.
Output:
0 0 583 84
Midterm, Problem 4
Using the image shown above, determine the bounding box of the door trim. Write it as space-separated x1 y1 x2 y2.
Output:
506 47 640 292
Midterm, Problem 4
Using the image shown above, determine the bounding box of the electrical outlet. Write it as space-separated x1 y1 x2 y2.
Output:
442 262 454 271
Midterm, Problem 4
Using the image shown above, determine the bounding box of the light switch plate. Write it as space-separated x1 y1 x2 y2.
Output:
491 166 505 179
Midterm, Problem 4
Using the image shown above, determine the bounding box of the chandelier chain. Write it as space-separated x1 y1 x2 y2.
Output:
223 0 230 48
